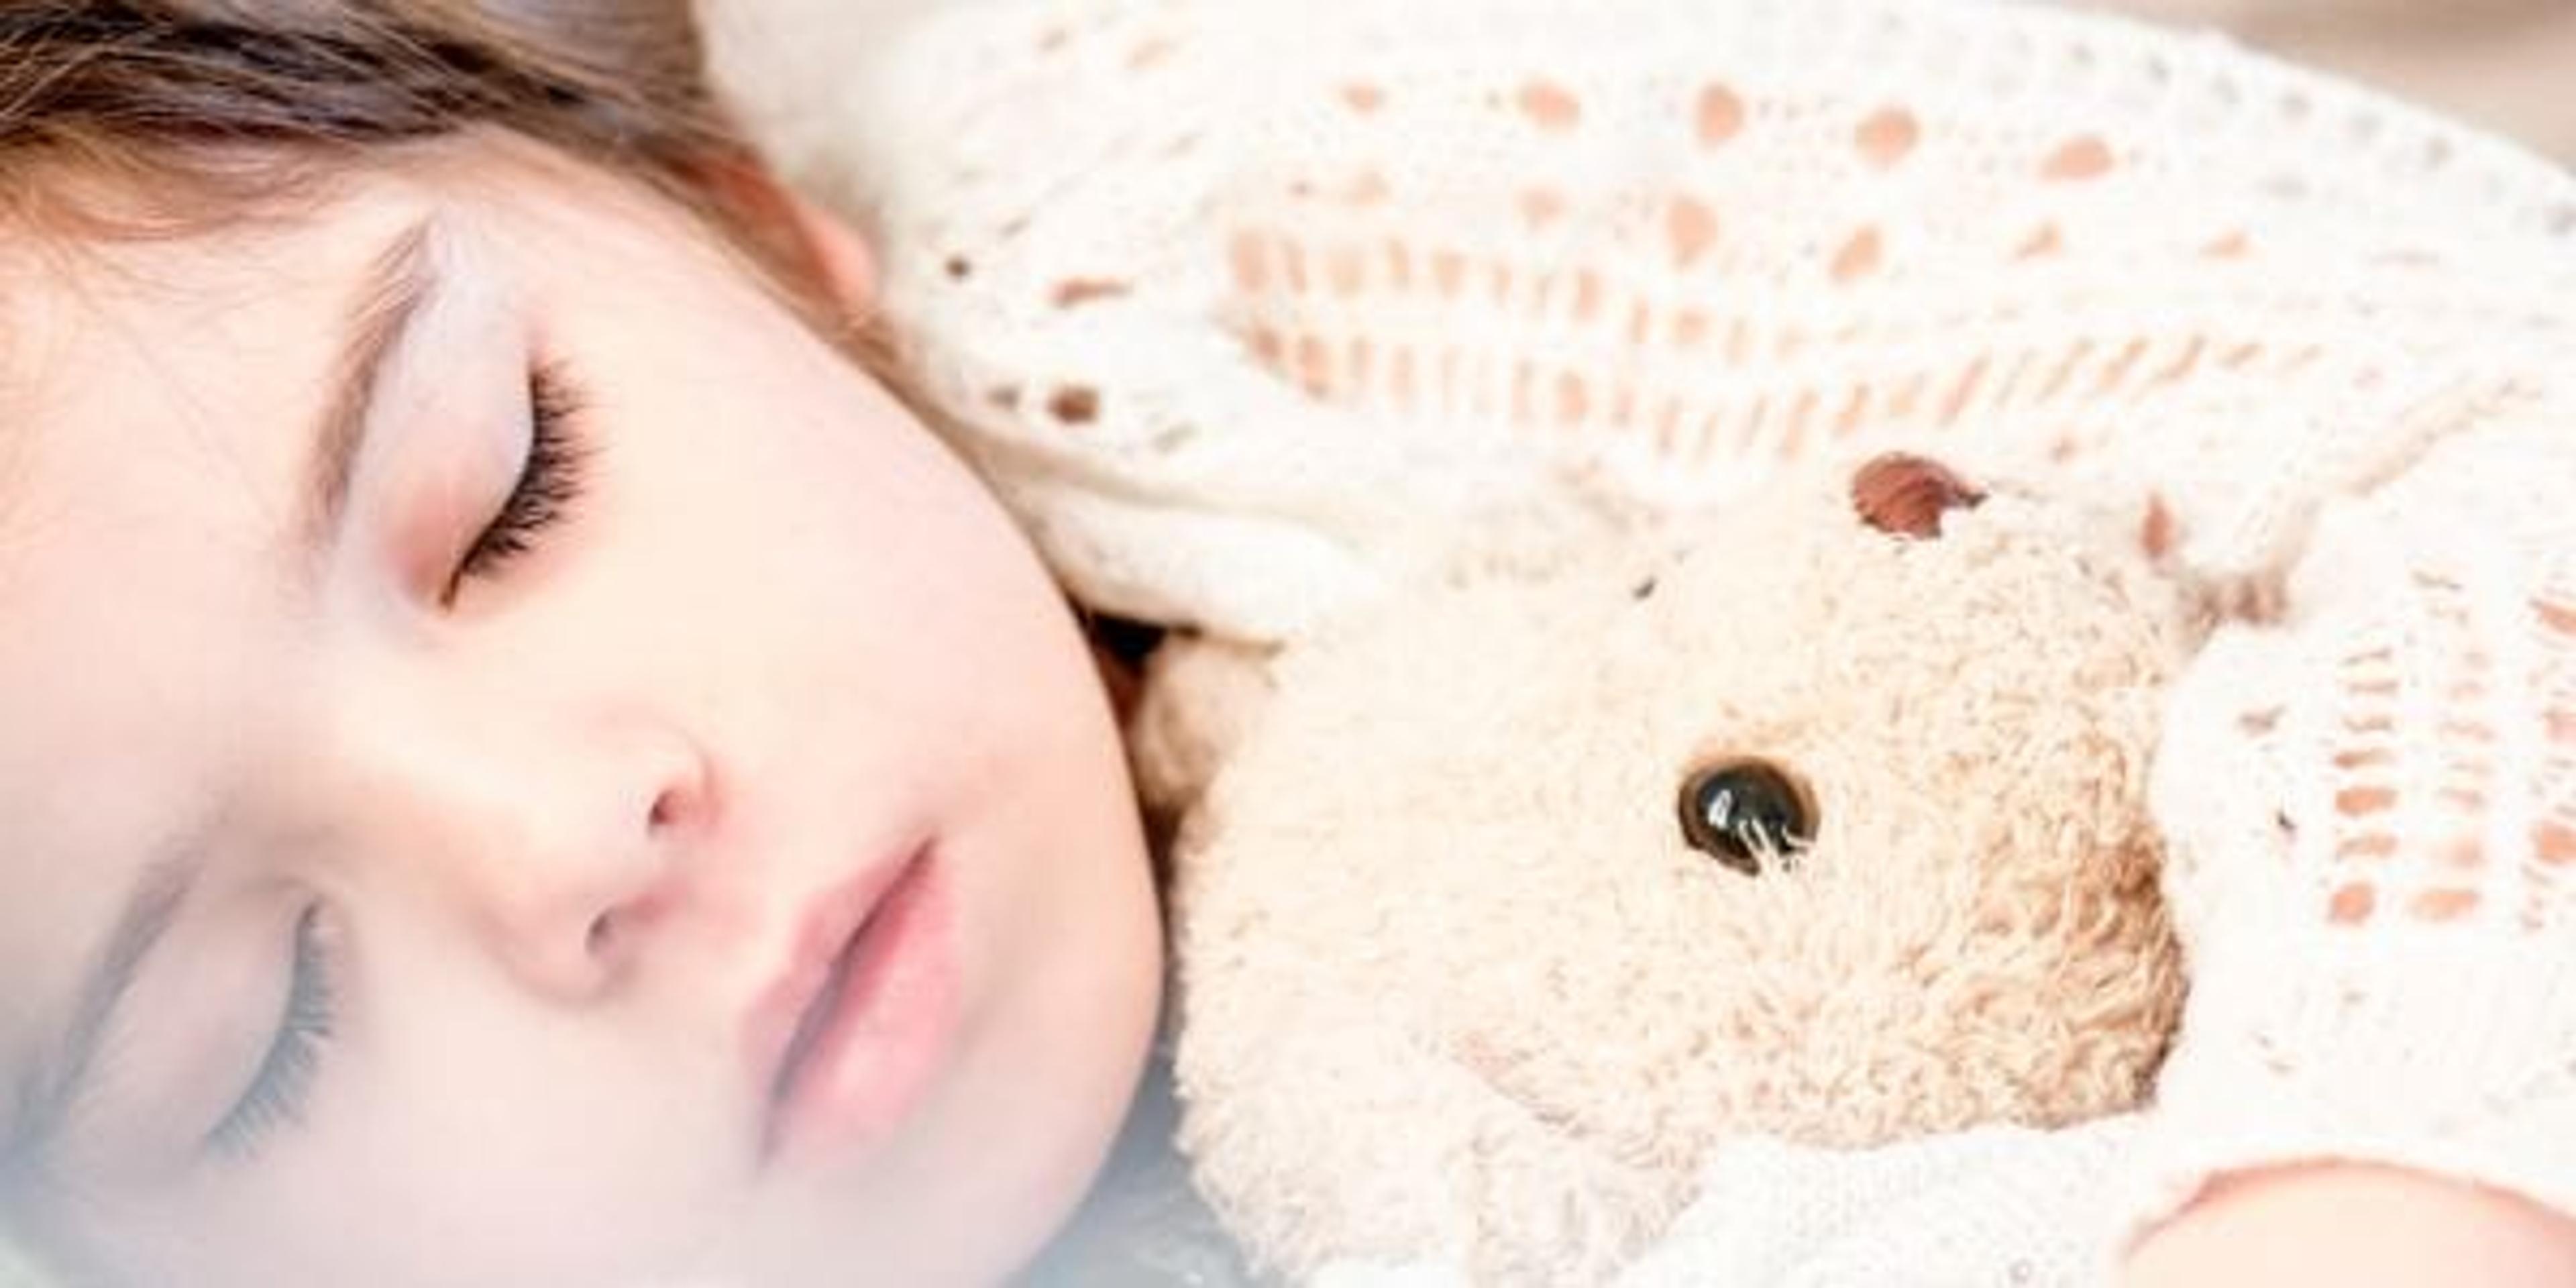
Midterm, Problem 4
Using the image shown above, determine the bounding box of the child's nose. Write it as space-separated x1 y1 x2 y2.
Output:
456 722 713 1003
339 702 718 1006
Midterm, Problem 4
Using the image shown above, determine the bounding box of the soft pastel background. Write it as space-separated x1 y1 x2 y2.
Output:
2063 0 2576 159
3 2 2567 1286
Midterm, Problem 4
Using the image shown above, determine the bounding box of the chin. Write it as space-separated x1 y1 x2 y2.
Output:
739 1011 1160 1287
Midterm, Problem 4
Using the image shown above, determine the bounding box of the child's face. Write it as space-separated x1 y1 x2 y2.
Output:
0 140 1161 1286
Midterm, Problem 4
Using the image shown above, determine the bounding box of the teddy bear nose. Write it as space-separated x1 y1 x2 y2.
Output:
1677 759 1816 875
1851 453 1986 539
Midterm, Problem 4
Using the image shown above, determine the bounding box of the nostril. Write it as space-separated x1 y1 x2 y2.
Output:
587 910 619 959
648 783 690 833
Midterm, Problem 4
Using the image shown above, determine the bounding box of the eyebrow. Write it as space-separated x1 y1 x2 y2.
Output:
299 217 441 561
5 851 199 1177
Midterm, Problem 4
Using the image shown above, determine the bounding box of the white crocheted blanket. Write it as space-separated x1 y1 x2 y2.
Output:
754 0 2570 643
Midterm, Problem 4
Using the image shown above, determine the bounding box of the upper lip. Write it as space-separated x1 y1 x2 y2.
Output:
745 843 925 1152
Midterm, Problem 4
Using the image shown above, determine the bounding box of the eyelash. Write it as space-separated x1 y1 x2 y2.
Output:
209 905 336 1158
447 362 590 596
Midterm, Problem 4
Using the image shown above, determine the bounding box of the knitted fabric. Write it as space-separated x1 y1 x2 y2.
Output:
776 0 2576 1280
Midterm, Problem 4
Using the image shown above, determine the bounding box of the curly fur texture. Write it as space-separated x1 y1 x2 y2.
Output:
1158 458 2201 1284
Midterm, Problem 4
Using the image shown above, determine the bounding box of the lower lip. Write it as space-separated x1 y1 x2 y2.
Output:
763 853 959 1170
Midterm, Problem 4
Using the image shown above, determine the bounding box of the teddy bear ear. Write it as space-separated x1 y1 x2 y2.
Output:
1850 453 1986 539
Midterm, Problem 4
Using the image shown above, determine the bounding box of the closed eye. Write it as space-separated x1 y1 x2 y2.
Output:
445 360 590 600
207 904 337 1159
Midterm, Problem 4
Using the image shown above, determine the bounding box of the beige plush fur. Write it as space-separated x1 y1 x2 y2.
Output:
1152 455 2204 1285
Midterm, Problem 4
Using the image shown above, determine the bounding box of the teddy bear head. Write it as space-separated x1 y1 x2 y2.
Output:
1165 453 2199 1280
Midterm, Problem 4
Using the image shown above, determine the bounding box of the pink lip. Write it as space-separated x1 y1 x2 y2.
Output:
746 844 958 1169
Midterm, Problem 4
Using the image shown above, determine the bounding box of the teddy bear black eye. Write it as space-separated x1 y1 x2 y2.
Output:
1677 759 1815 876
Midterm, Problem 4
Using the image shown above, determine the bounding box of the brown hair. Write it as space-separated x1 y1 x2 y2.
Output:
0 0 839 321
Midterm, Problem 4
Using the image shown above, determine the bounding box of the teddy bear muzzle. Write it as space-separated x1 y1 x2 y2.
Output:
1677 758 1817 875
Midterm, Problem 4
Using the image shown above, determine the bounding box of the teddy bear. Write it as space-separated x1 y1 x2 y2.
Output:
1136 452 2206 1285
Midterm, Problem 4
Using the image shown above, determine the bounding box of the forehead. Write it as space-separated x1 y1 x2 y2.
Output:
0 177 448 737
0 179 415 515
